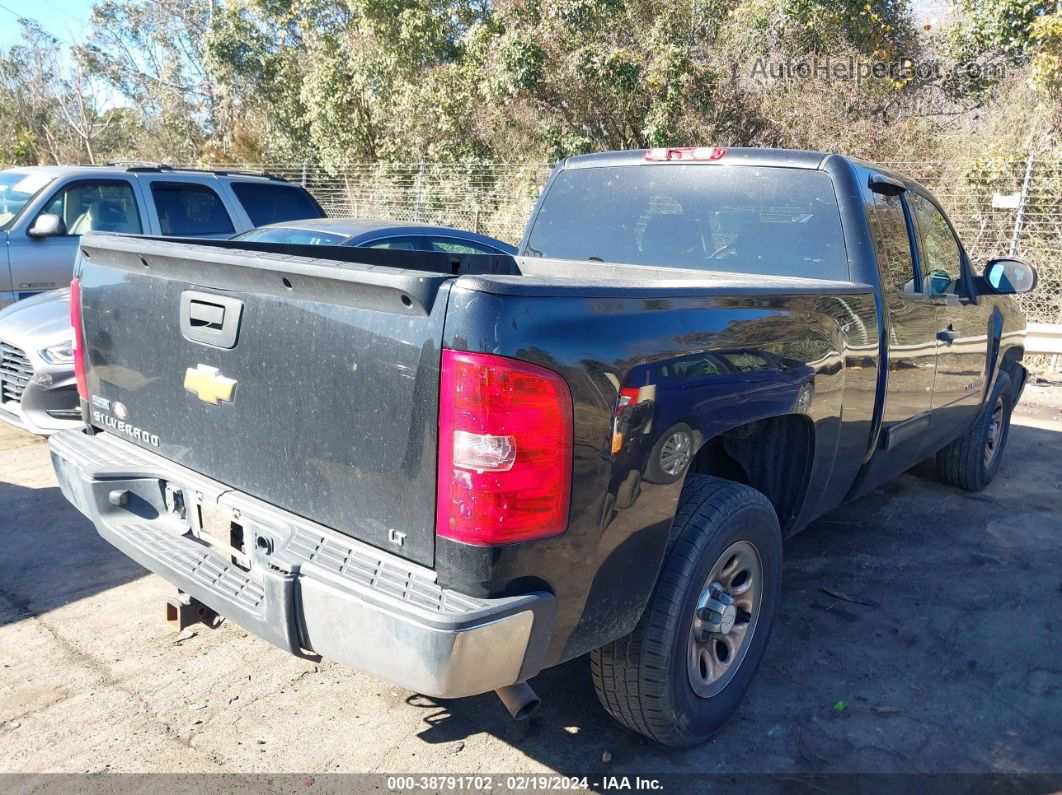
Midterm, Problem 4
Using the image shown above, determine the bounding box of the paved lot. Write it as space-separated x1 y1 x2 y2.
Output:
2 388 1061 776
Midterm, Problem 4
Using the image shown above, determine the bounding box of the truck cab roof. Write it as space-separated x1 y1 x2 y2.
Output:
561 147 833 171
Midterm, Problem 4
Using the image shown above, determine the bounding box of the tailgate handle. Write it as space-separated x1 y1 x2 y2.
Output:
188 301 225 329
180 291 243 349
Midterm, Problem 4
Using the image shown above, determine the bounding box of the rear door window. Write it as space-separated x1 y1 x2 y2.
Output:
429 237 501 254
150 182 235 236
720 351 771 372
39 180 142 235
230 182 323 226
670 353 726 380
867 192 918 295
524 165 849 280
361 237 421 250
233 226 348 246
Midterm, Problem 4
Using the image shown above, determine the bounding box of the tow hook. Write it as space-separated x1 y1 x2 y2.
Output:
166 591 217 631
495 682 540 720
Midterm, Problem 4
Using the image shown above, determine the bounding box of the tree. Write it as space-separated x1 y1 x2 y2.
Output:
1029 12 1062 128
205 0 492 165
0 20 127 164
470 1 721 158
81 0 220 161
948 0 1059 63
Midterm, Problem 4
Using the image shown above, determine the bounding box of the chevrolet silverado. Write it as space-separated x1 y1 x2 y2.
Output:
49 147 1036 746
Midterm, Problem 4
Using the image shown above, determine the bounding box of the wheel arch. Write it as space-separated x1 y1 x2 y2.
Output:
684 413 816 536
998 344 1026 405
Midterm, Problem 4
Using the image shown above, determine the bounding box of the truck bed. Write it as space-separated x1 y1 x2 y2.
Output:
75 233 873 571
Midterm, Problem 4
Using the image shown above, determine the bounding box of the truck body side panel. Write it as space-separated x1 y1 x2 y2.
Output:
437 280 878 666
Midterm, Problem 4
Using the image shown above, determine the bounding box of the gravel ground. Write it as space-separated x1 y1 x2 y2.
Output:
1 389 1061 776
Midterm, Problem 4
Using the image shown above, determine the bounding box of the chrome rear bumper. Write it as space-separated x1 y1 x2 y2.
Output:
49 429 554 698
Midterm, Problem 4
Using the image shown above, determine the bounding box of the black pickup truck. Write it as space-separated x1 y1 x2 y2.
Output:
49 147 1036 747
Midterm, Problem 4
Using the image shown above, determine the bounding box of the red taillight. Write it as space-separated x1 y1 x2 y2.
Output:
70 277 88 401
644 146 726 162
616 386 640 415
436 350 573 545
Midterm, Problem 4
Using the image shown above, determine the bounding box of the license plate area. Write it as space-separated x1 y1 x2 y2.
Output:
191 501 250 570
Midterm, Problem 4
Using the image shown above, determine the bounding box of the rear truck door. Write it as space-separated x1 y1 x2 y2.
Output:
907 192 989 434
76 235 454 566
864 188 939 469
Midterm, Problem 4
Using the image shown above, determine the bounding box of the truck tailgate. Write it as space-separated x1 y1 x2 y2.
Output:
76 235 456 566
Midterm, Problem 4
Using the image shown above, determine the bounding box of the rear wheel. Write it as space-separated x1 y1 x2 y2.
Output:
936 371 1012 491
645 423 695 484
590 475 781 747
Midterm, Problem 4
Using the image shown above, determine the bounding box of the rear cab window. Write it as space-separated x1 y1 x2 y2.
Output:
524 164 849 280
150 182 235 236
229 182 324 227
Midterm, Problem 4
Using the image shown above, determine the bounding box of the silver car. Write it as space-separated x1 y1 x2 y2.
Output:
0 218 517 435
0 288 80 434
0 164 324 307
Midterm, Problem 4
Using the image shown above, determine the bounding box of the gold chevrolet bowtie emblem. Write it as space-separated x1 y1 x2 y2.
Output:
184 364 237 406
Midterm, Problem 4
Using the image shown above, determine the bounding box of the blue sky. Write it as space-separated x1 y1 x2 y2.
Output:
0 0 949 52
0 0 96 49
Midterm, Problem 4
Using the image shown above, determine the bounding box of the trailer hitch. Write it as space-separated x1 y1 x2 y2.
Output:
165 591 218 631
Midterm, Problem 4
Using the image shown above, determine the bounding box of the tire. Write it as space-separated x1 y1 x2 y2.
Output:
590 475 782 747
644 423 695 485
935 371 1012 491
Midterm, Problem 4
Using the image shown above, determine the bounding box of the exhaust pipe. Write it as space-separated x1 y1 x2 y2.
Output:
495 682 540 720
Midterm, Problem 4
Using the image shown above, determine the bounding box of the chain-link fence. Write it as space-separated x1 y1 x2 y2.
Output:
234 159 1061 329
246 162 553 247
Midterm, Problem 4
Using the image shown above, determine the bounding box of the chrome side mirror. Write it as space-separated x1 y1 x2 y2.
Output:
28 213 65 238
982 258 1037 295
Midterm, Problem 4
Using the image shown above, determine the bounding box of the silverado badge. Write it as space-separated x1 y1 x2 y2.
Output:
184 364 237 406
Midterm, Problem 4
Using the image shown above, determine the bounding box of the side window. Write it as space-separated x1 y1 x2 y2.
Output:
229 182 323 226
867 192 917 295
151 182 235 236
39 180 142 236
909 193 963 295
720 351 770 372
670 354 726 380
429 237 500 255
234 227 348 246
361 237 420 250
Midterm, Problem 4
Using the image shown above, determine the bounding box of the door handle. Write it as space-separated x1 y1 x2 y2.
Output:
937 326 959 343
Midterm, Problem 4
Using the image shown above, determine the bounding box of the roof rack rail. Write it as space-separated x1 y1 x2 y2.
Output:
104 162 174 172
102 162 287 182
214 168 288 182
